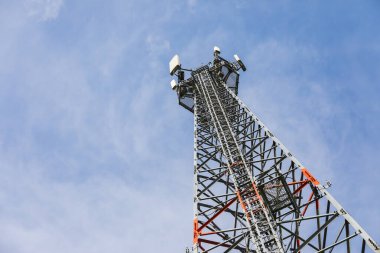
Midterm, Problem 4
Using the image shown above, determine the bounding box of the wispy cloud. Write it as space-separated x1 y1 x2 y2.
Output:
146 34 170 55
187 0 198 8
25 0 64 21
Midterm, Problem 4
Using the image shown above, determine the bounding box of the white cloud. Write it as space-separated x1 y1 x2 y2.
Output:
187 0 198 7
146 34 170 55
26 0 64 21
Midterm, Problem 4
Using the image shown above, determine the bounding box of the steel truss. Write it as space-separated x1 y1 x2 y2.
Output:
170 50 380 253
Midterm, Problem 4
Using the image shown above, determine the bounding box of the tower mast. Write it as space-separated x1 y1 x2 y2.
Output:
170 47 380 253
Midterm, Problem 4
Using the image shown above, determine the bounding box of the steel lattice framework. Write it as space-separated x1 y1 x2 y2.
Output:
169 48 380 253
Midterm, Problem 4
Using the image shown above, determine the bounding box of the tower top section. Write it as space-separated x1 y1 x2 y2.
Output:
169 46 247 112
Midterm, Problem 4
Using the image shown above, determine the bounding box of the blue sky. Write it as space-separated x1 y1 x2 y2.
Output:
0 0 379 252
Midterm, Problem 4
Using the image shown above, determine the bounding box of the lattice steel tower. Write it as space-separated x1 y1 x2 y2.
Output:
169 47 379 253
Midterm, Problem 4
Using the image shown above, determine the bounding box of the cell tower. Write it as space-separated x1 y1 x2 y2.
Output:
169 47 380 253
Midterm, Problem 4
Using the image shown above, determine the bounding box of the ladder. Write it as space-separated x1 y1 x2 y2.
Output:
193 68 285 253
